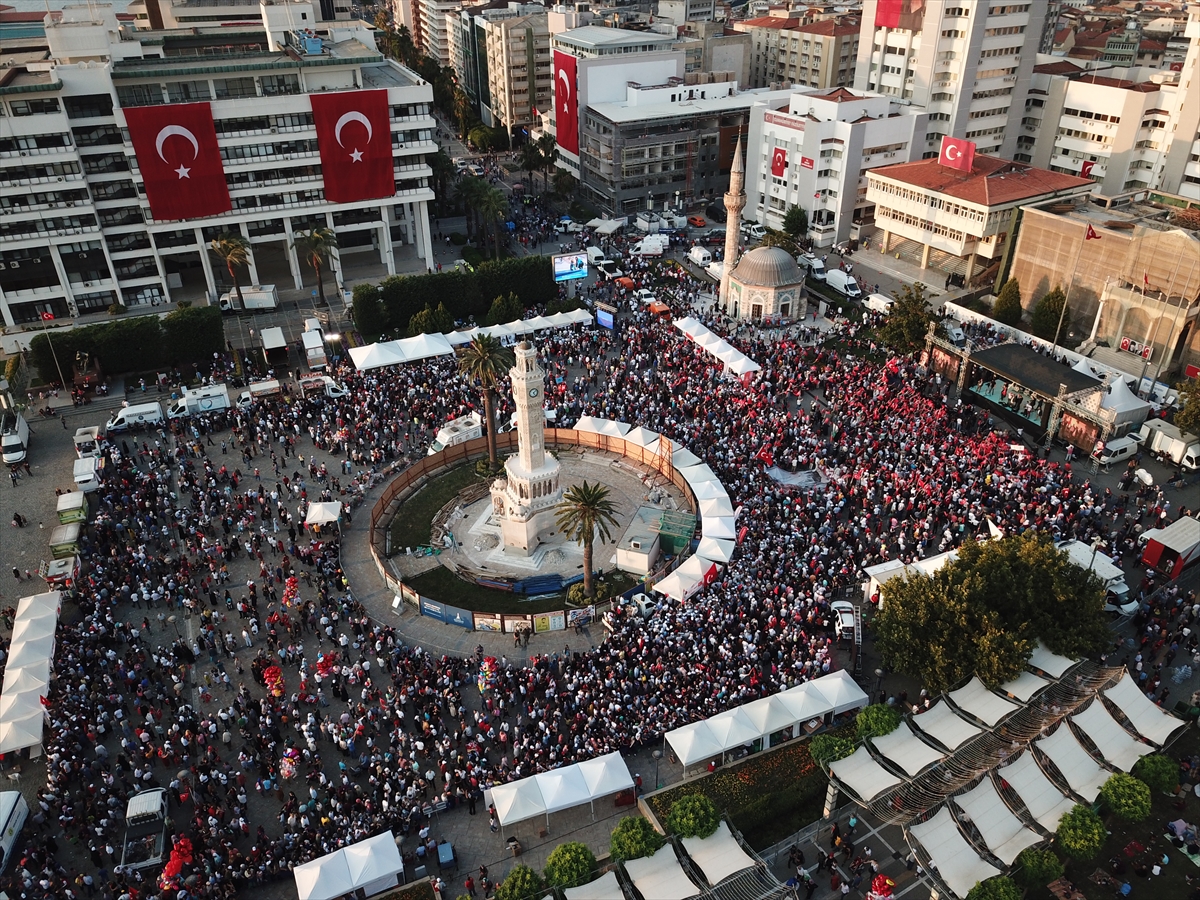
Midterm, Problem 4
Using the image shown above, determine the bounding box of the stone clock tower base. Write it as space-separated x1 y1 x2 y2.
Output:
489 342 563 557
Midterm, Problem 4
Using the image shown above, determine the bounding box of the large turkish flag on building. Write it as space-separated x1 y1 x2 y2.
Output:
311 89 395 203
770 147 788 177
124 102 230 221
939 135 976 172
554 50 579 156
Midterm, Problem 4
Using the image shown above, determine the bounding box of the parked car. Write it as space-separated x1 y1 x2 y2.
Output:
705 203 727 223
741 222 767 240
703 229 726 246
687 215 706 228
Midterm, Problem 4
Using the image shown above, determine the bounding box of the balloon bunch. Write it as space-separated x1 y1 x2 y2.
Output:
281 575 300 609
477 656 500 695
263 664 284 698
315 652 339 678
158 837 195 891
867 874 896 900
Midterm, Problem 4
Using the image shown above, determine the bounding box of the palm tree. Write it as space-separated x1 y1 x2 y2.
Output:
293 226 338 306
452 86 474 138
552 169 576 201
536 133 557 191
518 143 542 190
476 185 508 259
555 482 620 599
429 149 456 213
210 232 252 308
396 25 416 66
458 334 514 468
454 177 485 242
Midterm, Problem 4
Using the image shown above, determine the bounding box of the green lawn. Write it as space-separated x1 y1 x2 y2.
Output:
388 464 484 554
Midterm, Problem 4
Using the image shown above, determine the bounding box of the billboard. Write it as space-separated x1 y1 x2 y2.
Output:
596 308 614 329
552 252 588 283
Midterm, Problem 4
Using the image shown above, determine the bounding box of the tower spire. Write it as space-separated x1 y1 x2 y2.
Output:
720 132 747 315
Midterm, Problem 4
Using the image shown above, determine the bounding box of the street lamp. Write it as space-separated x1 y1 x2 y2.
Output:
167 614 181 637
652 749 662 790
874 667 884 699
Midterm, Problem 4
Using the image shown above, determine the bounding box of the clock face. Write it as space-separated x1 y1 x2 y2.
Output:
528 388 540 398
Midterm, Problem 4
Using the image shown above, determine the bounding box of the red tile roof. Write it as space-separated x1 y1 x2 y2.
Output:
793 17 859 37
870 156 1093 207
1034 60 1085 75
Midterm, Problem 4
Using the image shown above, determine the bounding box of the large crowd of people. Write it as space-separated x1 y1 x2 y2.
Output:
1 249 1190 900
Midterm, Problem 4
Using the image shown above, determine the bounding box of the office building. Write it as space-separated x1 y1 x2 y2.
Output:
734 13 859 90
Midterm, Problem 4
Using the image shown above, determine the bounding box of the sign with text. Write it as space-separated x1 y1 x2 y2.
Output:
764 110 807 132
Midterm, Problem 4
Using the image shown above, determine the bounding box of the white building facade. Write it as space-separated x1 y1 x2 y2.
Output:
0 2 436 327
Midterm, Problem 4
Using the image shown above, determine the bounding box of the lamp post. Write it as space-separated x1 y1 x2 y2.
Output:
167 614 181 637
326 332 341 365
874 667 884 700
652 749 662 790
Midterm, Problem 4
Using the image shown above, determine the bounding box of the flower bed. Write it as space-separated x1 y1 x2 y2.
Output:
647 739 830 850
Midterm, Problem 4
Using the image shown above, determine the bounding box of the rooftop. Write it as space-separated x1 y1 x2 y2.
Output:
971 344 1101 399
731 246 803 288
792 17 859 37
590 85 792 124
554 25 674 49
1033 60 1085 75
870 156 1094 208
737 16 801 29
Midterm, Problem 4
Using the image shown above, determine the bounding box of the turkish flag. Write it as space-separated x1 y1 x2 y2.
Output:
1080 160 1095 178
1085 224 1100 240
124 103 230 221
939 136 975 172
311 90 394 203
770 147 788 177
40 311 54 321
554 50 579 156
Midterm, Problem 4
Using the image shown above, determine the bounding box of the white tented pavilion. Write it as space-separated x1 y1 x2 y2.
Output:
870 722 945 777
304 502 343 529
672 318 761 376
681 822 757 886
1034 726 1109 802
666 721 724 768
911 703 983 752
293 831 403 900
490 752 634 826
997 753 1076 832
829 746 902 802
908 808 1001 899
1102 673 1188 746
0 591 62 756
1070 701 1152 771
1027 643 1079 679
573 417 632 440
946 677 1020 727
563 871 625 900
951 778 1043 865
654 556 720 602
623 845 701 900
805 670 869 714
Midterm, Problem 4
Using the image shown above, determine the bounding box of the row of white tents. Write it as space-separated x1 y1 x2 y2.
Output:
674 317 761 377
666 670 869 768
0 592 62 756
293 831 404 900
347 310 594 372
488 751 635 827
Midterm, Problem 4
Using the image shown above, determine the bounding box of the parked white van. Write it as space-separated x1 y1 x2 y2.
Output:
864 293 895 314
687 246 713 267
1095 435 1139 467
798 254 826 281
106 402 164 433
825 269 863 299
73 456 103 492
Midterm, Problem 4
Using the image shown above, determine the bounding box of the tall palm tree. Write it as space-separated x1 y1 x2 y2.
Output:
293 226 338 306
454 176 485 242
452 87 474 139
458 334 514 468
552 169 576 201
518 143 542 190
476 185 508 259
429 149 456 213
210 232 252 309
536 133 557 192
396 25 416 66
555 482 620 599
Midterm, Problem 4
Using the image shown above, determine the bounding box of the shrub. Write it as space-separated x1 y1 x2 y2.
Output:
856 704 901 740
665 794 719 838
450 232 467 246
1030 286 1069 341
1056 804 1106 859
1013 847 1063 889
1100 772 1151 822
408 303 455 337
1133 754 1179 794
493 865 545 900
809 734 855 766
992 278 1022 326
966 875 1021 900
351 284 388 336
543 842 596 889
610 816 665 861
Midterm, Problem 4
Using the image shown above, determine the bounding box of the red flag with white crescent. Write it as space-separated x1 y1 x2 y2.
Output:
554 51 579 156
771 147 788 177
124 102 231 220
311 89 395 203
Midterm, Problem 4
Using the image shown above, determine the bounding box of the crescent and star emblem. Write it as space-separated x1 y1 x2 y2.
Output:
155 125 199 179
334 111 373 163
557 69 571 114
944 144 961 161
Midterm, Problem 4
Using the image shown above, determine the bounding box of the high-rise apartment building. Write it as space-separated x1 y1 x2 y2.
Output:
420 0 463 68
735 14 860 90
853 0 1046 160
484 13 553 140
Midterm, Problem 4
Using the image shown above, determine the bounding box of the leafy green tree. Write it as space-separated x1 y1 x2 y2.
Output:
992 278 1023 326
552 169 577 200
477 257 555 308
494 865 545 900
486 292 524 326
428 150 457 212
1133 754 1179 795
875 532 1109 692
782 205 808 240
1174 377 1200 436
293 226 338 306
1030 286 1069 342
161 306 224 365
878 283 937 356
209 231 252 308
665 794 719 839
543 842 597 889
455 176 486 242
457 334 514 468
536 133 558 191
1056 804 1106 859
966 876 1021 900
610 816 665 861
351 284 388 337
407 302 454 337
856 704 902 740
556 482 620 598
477 185 508 259
1013 847 1063 889
760 229 800 255
809 734 855 766
1100 772 1151 822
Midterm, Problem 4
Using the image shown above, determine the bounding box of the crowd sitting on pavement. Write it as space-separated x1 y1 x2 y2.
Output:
1 257 1193 900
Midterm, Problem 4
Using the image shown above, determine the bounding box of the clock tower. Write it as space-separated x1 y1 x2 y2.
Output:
490 342 563 555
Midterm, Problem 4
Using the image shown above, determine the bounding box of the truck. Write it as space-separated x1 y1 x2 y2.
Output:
260 326 289 367
218 284 278 312
120 788 169 873
1058 539 1135 614
106 401 164 433
298 374 348 400
73 426 103 459
302 330 327 371
0 791 28 873
236 379 283 409
1134 419 1200 470
1 410 29 464
73 455 103 492
1142 515 1200 580
630 235 669 257
166 384 232 420
428 411 483 456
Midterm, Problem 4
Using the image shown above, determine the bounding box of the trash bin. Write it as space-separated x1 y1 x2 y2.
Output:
506 837 522 857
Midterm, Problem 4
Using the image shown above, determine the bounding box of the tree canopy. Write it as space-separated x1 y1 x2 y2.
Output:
543 842 597 889
856 704 901 740
966 876 1021 900
878 283 937 356
1133 754 1179 795
1013 847 1063 889
1100 772 1151 822
494 865 545 900
782 205 808 240
1056 804 1106 859
1030 286 1069 342
992 278 1023 326
1174 376 1200 435
809 734 855 767
665 794 719 838
609 815 665 861
875 532 1109 692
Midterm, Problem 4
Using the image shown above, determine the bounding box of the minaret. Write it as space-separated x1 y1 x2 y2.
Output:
720 134 746 317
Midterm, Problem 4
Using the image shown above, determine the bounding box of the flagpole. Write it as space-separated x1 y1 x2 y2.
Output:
1051 227 1088 354
1148 251 1196 391
1136 249 1187 397
39 314 69 396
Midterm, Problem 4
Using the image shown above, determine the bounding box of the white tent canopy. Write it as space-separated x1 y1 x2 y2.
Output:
655 556 719 602
909 807 1002 899
1102 376 1152 415
829 746 902 802
696 536 736 564
623 426 661 450
666 721 724 767
946 677 1020 727
673 318 761 375
1071 701 1152 771
576 752 635 799
682 822 757 886
778 683 836 723
348 341 407 371
672 446 702 468
6 634 55 672
294 832 402 900
563 871 624 900
573 416 632 439
705 707 760 753
1027 643 1078 678
912 703 983 752
1103 673 1187 746
678 463 720 486
1035 726 1109 801
534 767 592 814
492 753 633 825
870 721 945 777
740 695 795 737
701 516 738 541
490 778 547 826
16 592 61 618
952 778 1043 865
699 496 735 519
305 502 343 527
624 846 700 900
689 480 728 501
806 670 869 714
999 754 1076 832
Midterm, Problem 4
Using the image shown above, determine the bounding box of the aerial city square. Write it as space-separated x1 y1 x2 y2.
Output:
0 1 1199 900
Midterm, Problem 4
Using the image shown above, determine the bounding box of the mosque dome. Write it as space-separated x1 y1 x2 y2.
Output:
730 246 804 288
